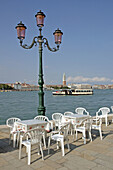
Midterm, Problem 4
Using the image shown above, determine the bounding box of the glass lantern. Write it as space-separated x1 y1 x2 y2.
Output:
35 10 46 27
15 21 27 40
53 28 63 44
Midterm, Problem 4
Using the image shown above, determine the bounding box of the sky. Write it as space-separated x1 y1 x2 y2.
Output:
0 0 113 85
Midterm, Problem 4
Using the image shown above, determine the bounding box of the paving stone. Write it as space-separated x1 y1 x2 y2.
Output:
0 165 16 170
55 158 67 164
63 159 91 170
44 159 62 169
91 164 113 170
97 153 113 163
0 123 113 169
57 167 68 170
94 158 113 169
66 154 97 169
30 159 46 169
0 157 9 167
36 165 56 170
8 158 25 168
17 165 34 170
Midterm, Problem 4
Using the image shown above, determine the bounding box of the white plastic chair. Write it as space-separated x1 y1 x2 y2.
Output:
111 106 113 112
19 127 44 165
96 107 110 126
64 111 74 135
34 115 53 148
91 117 103 140
75 107 89 115
74 118 92 144
52 113 64 130
64 111 74 116
34 115 53 131
48 123 70 156
6 117 21 148
110 106 113 123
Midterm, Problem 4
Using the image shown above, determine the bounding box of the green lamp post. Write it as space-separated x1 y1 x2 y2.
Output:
15 10 63 116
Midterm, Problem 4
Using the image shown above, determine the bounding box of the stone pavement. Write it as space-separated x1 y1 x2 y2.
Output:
0 123 113 170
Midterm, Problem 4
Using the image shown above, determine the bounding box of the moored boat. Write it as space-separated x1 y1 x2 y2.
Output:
52 88 93 95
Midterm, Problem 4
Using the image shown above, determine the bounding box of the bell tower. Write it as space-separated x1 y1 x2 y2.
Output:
63 73 66 86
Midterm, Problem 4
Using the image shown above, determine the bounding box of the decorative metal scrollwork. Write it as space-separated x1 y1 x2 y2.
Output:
20 37 38 49
43 38 59 52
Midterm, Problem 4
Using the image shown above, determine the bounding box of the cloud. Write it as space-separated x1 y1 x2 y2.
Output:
67 76 111 83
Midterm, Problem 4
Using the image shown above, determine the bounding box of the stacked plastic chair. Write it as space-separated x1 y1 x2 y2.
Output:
6 117 21 148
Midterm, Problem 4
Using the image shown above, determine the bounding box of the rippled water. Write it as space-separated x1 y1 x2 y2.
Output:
0 89 113 125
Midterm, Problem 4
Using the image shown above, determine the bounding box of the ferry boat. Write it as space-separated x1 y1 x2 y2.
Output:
52 88 93 95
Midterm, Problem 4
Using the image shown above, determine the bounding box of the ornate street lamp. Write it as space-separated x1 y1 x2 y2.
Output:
15 10 63 116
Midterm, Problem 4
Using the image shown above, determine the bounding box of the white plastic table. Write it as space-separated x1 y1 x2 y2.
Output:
64 114 89 124
15 119 47 132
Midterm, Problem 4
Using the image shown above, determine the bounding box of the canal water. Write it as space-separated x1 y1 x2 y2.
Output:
0 89 113 125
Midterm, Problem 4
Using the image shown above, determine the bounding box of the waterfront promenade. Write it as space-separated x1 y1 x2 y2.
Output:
0 123 113 170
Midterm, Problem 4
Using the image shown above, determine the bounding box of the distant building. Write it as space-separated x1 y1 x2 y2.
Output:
68 84 92 89
63 73 66 86
14 82 22 90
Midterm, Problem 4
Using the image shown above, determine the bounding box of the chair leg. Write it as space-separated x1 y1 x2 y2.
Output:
66 137 70 151
13 133 17 148
9 134 11 145
28 145 31 165
105 117 108 126
37 143 40 155
83 130 86 144
48 136 51 155
17 132 20 147
76 130 78 141
70 124 73 135
89 130 92 142
43 133 46 148
40 142 44 160
60 138 65 156
99 128 102 140
72 129 75 141
19 143 22 160
57 141 59 149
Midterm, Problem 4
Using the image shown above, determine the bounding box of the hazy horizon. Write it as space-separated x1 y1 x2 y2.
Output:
1 0 113 85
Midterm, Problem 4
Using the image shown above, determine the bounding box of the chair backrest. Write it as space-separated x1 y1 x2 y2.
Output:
52 113 63 122
64 111 74 116
59 123 70 138
111 106 113 112
6 117 21 128
77 118 92 131
92 117 102 127
34 115 49 122
21 127 45 145
75 107 89 115
97 107 110 116
34 115 53 131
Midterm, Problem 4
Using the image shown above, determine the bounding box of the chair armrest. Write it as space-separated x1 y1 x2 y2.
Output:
48 120 53 130
96 112 98 116
86 111 89 115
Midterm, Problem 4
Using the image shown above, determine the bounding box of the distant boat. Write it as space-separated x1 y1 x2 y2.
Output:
52 88 93 95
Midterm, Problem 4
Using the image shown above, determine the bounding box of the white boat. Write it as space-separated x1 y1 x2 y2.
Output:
52 88 93 95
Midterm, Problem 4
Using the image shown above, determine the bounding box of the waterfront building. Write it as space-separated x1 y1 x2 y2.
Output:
68 84 92 89
14 82 22 90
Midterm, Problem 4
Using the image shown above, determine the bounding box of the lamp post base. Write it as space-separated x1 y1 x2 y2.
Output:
38 106 46 116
